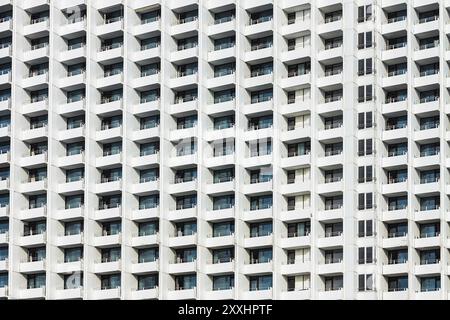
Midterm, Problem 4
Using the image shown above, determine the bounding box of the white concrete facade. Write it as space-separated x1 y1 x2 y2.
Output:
0 0 449 300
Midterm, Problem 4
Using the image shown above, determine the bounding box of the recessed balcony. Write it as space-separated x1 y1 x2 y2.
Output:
93 205 122 221
54 206 84 222
55 233 84 248
131 232 159 248
56 152 84 170
18 205 47 221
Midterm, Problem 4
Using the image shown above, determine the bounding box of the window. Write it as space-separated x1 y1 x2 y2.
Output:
64 247 82 263
358 31 373 49
358 139 373 156
358 112 373 129
358 85 373 102
358 247 374 264
175 274 196 290
358 192 373 210
357 5 372 22
138 275 158 291
138 248 158 263
358 220 373 237
139 195 159 210
249 275 272 291
213 275 234 291
358 274 374 292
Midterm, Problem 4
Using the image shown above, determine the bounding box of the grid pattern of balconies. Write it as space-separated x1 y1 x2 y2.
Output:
2 0 450 300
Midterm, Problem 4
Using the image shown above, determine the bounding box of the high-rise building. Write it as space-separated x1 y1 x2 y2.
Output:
0 0 447 300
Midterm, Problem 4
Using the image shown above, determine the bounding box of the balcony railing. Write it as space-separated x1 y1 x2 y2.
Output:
387 16 406 24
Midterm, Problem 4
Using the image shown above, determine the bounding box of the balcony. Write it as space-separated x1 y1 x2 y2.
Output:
54 287 83 300
21 73 48 91
414 207 441 222
131 287 159 300
243 234 273 249
95 126 122 143
130 152 160 169
280 46 311 64
317 233 344 249
167 152 198 168
203 288 234 300
203 234 234 248
54 206 84 221
95 153 122 169
204 260 234 275
204 179 235 195
168 99 198 116
96 19 123 37
207 18 235 38
96 45 123 64
18 206 47 221
93 259 121 274
132 17 161 37
57 126 85 143
0 205 9 218
55 260 83 274
170 47 198 64
280 289 311 300
131 179 159 196
382 17 407 36
55 233 84 248
56 99 85 117
241 288 273 300
131 72 160 91
242 207 273 222
317 260 344 275
131 99 160 117
23 19 49 37
131 206 159 222
166 288 196 300
93 233 121 248
204 207 235 222
167 260 197 275
208 45 236 64
94 179 122 194
93 205 122 221
381 208 408 222
382 43 407 63
279 234 311 249
20 98 48 117
414 41 439 62
167 179 197 196
130 260 159 274
280 260 311 276
244 46 273 65
22 45 49 64
130 232 159 248
316 206 344 222
316 289 344 300
244 18 273 37
56 153 84 170
279 208 310 222
382 261 408 275
18 231 46 247
171 18 199 38
241 260 272 275
241 180 272 195
93 98 123 116
131 45 161 64
167 206 197 222
58 46 86 64
20 287 46 300
167 233 197 248
92 287 121 300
